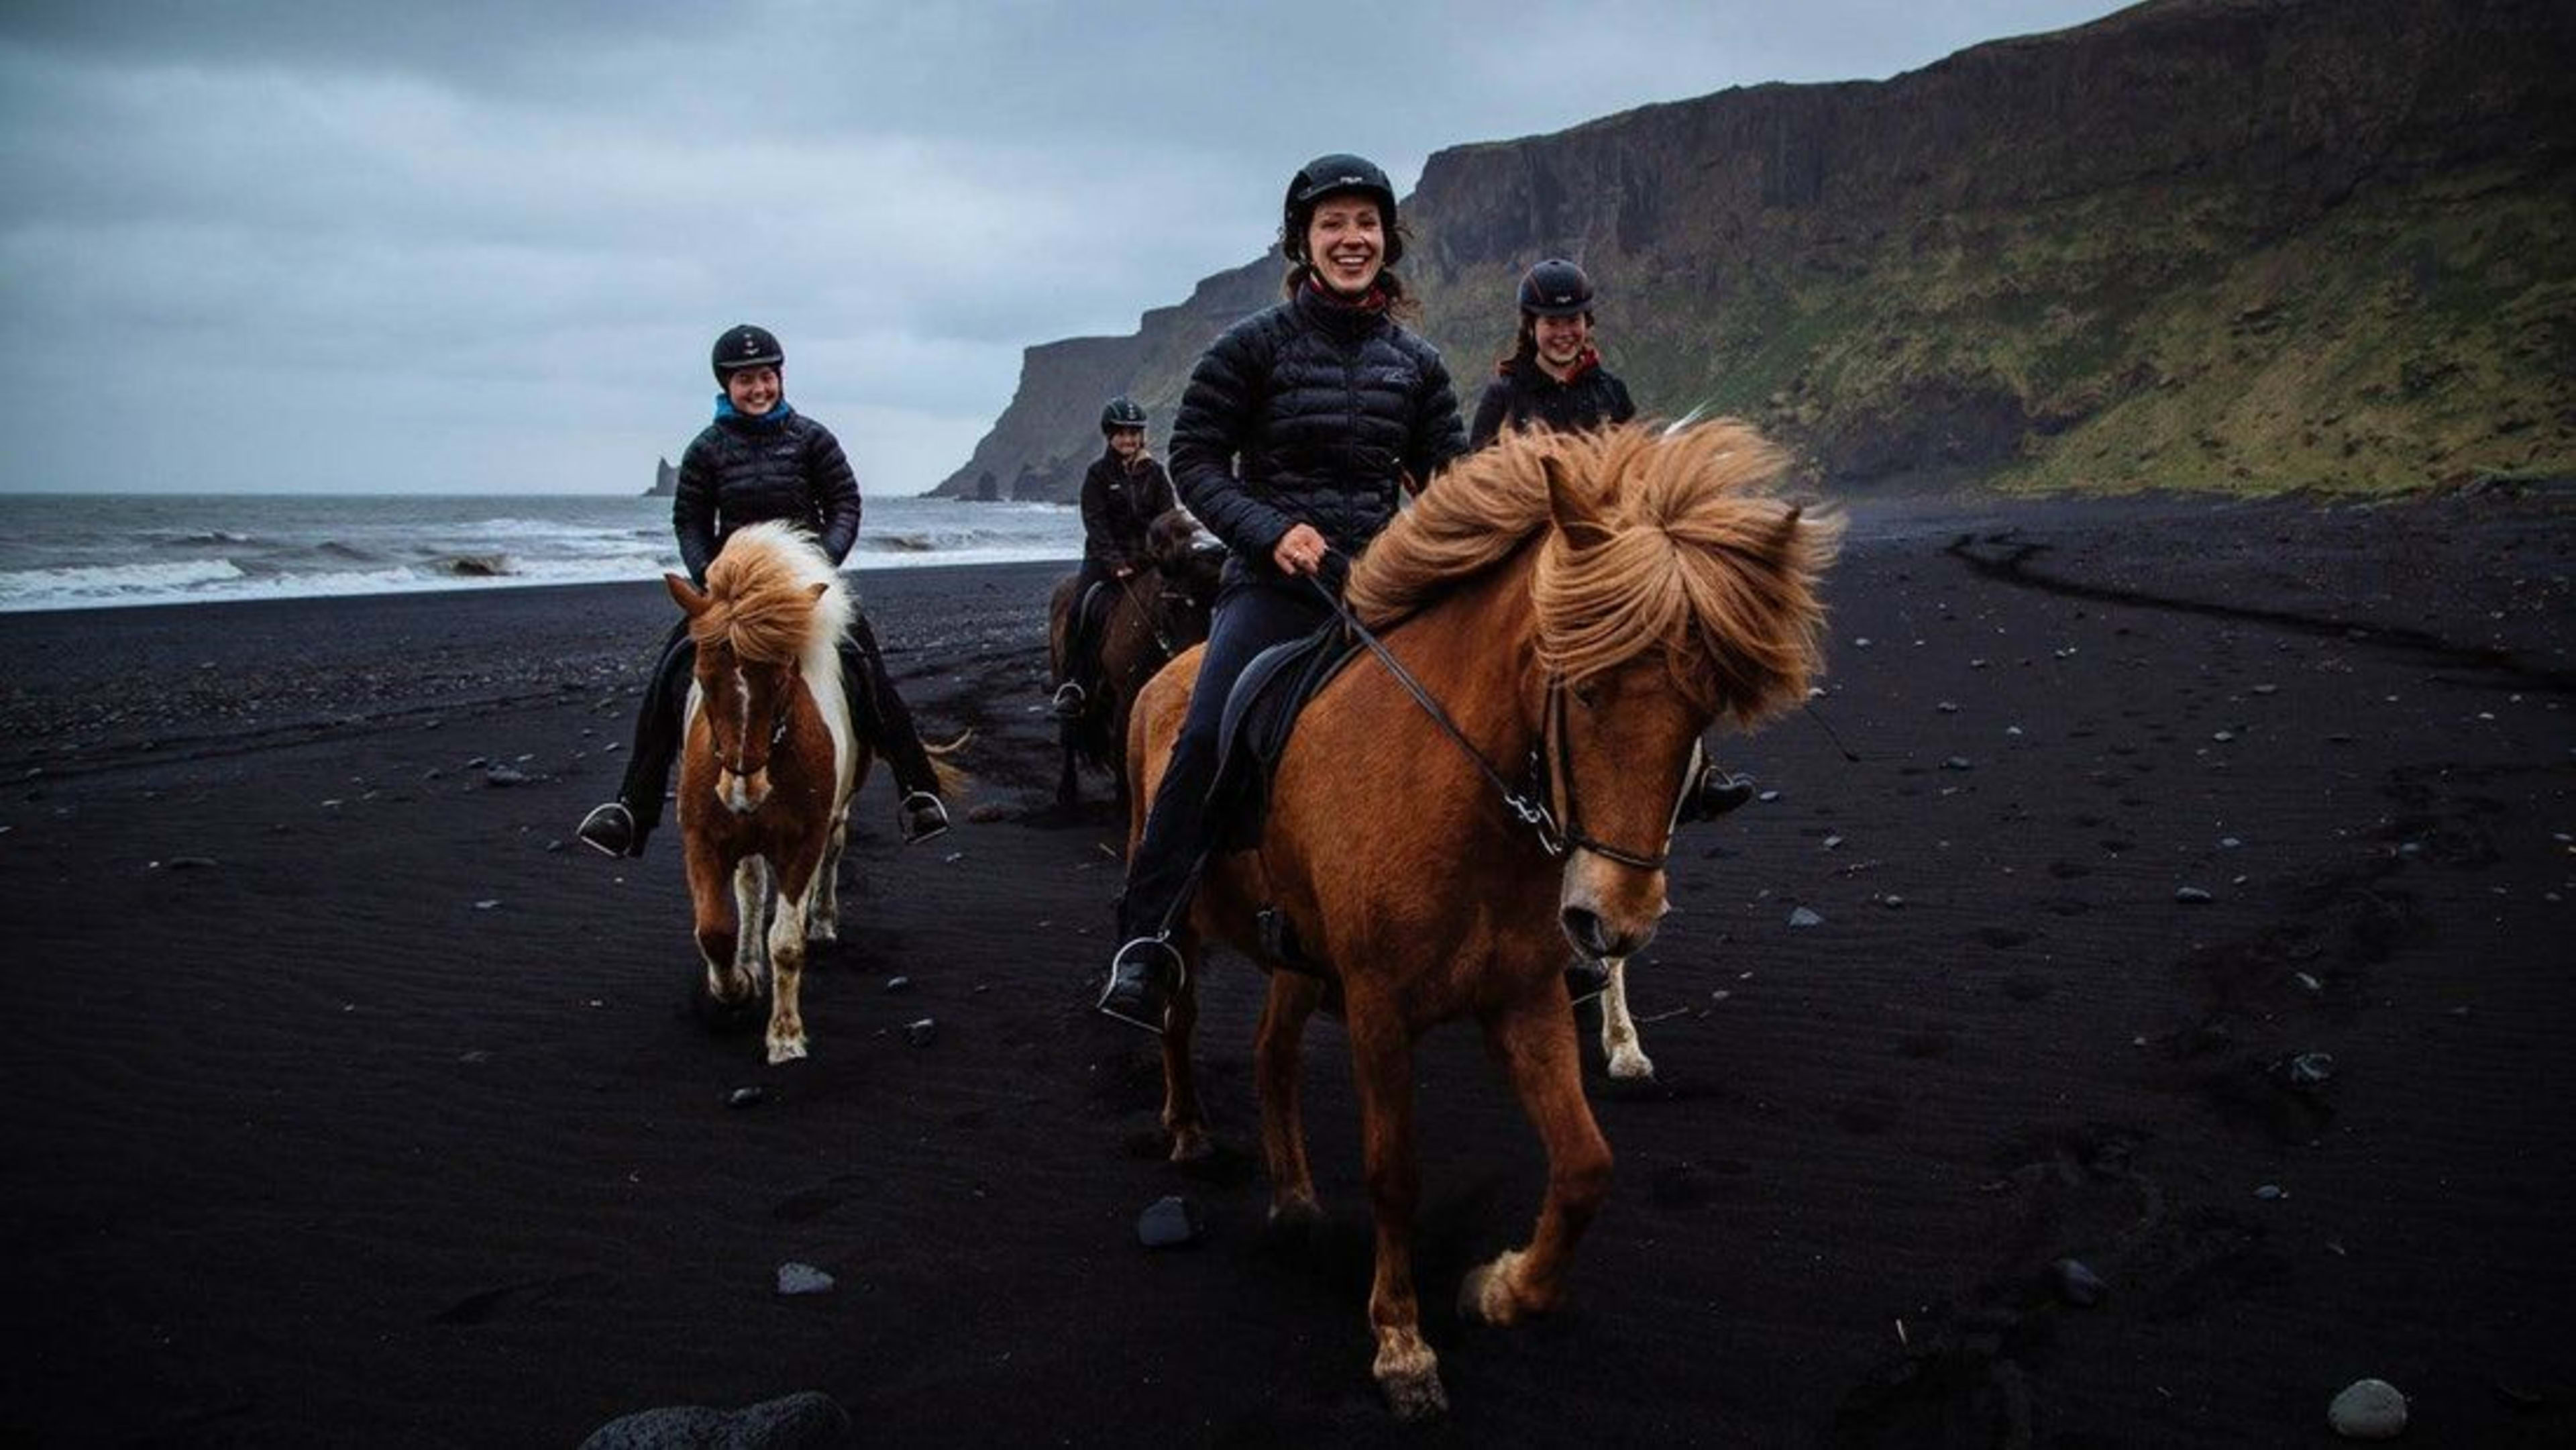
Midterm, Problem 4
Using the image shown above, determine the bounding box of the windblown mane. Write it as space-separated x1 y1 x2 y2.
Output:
1346 421 1841 725
694 521 852 666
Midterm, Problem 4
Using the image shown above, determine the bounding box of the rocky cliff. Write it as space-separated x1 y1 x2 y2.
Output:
935 0 2575 500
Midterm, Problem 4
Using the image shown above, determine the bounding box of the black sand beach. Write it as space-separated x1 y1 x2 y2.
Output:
3 491 2571 1447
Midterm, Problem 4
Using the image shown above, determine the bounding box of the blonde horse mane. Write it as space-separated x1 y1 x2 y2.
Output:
692 521 852 666
1346 421 1842 726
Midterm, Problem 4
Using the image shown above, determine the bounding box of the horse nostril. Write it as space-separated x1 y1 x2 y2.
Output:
1561 907 1609 958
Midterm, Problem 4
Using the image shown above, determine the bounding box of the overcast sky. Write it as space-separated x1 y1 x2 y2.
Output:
0 0 2127 496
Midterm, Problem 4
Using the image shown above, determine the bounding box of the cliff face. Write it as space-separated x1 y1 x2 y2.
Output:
935 0 2576 500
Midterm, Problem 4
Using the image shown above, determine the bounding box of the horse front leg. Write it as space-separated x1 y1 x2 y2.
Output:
688 840 753 1006
1462 992 1613 1328
1257 972 1325 1229
1348 1004 1444 1421
1055 718 1082 810
765 849 820 1065
1599 957 1654 1081
731 857 771 989
1157 925 1212 1162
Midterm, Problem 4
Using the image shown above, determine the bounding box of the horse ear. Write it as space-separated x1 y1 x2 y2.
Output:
665 573 710 615
1543 452 1615 553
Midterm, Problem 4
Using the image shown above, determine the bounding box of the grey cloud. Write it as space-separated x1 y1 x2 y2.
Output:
0 1 2125 493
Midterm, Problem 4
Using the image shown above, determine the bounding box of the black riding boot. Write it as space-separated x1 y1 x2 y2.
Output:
1100 572 1328 1032
579 622 696 858
840 616 950 844
1675 761 1756 823
1054 576 1111 719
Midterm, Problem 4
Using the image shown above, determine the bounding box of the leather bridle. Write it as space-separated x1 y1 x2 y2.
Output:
1309 574 1684 872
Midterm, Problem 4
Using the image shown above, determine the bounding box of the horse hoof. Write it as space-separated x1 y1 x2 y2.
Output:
1167 1127 1216 1163
1607 1048 1656 1082
1459 1249 1532 1327
806 920 839 943
765 1037 808 1065
1267 1192 1324 1232
1375 1360 1448 1422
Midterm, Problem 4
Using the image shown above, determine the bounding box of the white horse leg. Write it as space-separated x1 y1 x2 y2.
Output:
1599 957 1655 1081
732 857 771 989
765 876 811 1064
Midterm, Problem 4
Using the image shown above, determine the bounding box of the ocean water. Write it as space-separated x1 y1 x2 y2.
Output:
0 494 1083 613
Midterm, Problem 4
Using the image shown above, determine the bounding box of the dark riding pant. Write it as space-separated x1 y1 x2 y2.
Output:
1116 569 1333 942
1060 558 1118 698
608 613 944 851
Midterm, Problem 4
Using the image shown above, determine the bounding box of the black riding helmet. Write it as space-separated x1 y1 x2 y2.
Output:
1518 258 1595 317
1281 153 1403 266
1099 396 1148 435
710 323 784 382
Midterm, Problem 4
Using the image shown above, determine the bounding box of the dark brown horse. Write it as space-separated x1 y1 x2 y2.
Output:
667 522 865 1066
1126 421 1839 1418
1048 509 1222 808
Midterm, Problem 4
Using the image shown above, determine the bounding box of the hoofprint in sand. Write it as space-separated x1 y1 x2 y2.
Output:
0 495 2568 1445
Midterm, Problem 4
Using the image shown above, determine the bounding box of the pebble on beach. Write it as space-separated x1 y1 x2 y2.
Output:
2051 1257 2108 1307
775 1262 835 1296
1137 1194 1203 1249
2327 1378 2407 1439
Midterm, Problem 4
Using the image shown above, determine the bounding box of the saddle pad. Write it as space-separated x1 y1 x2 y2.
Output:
1206 620 1362 853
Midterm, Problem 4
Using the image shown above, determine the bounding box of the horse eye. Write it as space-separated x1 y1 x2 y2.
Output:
1570 683 1598 709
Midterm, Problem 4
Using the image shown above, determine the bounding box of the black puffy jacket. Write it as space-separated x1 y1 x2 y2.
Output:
1081 451 1177 570
1169 283 1466 575
672 405 863 584
1466 354 1636 450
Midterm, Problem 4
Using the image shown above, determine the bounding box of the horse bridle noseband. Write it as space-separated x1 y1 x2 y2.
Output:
1307 572 1680 872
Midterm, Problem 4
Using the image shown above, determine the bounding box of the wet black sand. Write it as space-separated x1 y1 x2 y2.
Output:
1 491 2571 1447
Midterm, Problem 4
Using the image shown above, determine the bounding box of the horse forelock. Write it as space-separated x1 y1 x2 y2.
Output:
1354 421 1840 725
1544 421 1843 723
692 521 851 667
1345 426 1560 625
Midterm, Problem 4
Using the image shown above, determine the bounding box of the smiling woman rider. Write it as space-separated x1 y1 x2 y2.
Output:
576 323 951 859
1095 154 1468 1032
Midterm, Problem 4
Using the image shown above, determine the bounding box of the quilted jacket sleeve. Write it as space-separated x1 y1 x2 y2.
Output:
1169 315 1300 562
804 423 863 566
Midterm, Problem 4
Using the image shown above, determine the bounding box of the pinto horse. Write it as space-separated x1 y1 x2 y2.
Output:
1047 510 1223 809
1126 421 1839 1418
666 521 865 1065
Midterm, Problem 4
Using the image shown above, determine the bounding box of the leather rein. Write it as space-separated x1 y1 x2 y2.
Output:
1305 571 1678 872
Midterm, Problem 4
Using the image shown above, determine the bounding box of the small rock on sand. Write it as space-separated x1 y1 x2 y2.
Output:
775 1263 835 1296
1788 907 1824 928
2328 1378 2407 1439
1137 1194 1203 1249
2051 1257 2107 1307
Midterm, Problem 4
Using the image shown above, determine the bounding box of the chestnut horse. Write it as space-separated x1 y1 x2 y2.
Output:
1126 421 1838 1418
1046 510 1223 808
667 522 865 1065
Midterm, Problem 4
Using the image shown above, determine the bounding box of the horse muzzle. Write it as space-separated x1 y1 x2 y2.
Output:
1558 854 1666 961
717 766 771 814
